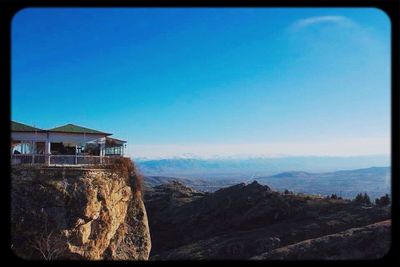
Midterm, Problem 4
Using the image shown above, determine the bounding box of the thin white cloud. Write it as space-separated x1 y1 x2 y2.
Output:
290 15 358 32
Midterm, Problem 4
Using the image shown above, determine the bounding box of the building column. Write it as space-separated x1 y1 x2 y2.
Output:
75 145 78 165
100 141 105 164
45 141 51 165
31 141 35 164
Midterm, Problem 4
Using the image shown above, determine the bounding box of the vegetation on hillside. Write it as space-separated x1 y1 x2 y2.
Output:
108 157 143 197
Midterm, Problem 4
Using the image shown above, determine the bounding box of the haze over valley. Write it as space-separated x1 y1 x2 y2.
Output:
136 155 390 200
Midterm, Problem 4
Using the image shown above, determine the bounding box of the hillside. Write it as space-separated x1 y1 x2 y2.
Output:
143 180 390 260
251 220 391 260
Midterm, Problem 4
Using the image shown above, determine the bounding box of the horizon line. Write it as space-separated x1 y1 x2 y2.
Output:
131 153 390 161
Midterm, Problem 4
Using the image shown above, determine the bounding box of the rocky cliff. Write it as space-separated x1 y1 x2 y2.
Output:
11 162 151 260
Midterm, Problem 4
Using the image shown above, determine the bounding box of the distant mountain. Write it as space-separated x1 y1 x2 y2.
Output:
270 171 311 178
135 155 390 179
143 176 238 193
255 167 391 200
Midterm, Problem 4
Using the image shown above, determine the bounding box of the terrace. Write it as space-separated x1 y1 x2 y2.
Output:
11 121 127 166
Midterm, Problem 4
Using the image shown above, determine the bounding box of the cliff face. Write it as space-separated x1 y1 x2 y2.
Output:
11 165 151 260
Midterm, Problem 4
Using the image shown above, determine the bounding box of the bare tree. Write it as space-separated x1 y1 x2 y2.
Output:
32 231 65 260
30 214 66 260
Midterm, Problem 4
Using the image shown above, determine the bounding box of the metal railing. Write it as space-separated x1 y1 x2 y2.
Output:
11 154 122 166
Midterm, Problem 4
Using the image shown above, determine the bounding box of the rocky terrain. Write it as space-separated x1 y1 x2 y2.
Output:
251 220 391 260
11 162 391 261
11 160 151 260
143 180 391 260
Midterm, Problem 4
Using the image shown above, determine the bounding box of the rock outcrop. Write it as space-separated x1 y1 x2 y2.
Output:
11 164 151 260
251 220 391 260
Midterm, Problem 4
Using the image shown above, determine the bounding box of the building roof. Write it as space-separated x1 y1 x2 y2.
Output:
48 124 111 135
106 137 127 146
11 121 43 132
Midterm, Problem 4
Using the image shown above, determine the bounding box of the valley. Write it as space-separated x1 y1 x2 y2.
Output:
142 166 391 200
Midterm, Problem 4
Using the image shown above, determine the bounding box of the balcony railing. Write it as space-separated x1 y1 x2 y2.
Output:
11 154 122 166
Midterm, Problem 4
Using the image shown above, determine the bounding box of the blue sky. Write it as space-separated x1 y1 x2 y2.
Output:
12 8 391 158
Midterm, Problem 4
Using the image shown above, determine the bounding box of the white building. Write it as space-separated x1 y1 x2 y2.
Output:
11 121 127 165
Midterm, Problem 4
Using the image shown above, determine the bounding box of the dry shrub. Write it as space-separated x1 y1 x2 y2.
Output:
28 216 68 260
108 157 143 198
32 231 66 260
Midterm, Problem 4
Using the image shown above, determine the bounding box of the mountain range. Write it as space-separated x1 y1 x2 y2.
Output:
135 155 389 179
255 167 390 200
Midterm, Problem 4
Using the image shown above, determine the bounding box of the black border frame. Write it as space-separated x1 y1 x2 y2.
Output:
1 0 399 265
